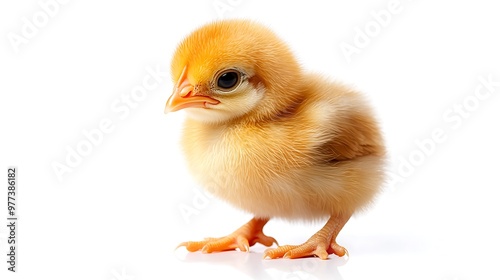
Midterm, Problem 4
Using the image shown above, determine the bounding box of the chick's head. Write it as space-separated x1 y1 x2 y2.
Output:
165 20 303 124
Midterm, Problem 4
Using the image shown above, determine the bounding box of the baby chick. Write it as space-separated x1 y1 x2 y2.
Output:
166 20 385 259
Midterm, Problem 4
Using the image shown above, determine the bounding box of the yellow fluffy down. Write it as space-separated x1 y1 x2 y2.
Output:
173 20 386 221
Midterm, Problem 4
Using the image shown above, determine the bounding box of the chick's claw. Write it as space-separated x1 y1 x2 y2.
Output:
264 241 346 260
264 242 329 260
177 236 246 253
264 215 349 260
328 242 349 258
177 218 277 253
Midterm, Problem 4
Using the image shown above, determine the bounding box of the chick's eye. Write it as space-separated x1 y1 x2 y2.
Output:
217 71 240 90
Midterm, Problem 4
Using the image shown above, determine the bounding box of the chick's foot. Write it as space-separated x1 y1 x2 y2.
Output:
178 218 277 253
264 215 350 260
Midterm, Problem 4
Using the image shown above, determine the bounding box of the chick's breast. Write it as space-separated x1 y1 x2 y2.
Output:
181 77 385 221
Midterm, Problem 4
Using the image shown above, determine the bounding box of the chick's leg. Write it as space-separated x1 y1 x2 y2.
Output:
264 214 350 260
178 218 277 253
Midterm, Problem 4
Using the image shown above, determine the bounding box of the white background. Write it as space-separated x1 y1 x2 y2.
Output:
1 0 500 279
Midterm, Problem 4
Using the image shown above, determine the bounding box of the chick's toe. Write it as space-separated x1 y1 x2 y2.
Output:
264 215 349 260
178 218 277 253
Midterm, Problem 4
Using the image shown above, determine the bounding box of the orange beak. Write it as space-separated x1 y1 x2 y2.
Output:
164 66 220 113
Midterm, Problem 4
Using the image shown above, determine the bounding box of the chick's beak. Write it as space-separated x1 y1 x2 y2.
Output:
164 66 220 113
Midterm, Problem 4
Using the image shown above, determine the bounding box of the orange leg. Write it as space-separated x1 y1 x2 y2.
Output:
264 214 350 260
178 217 277 253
